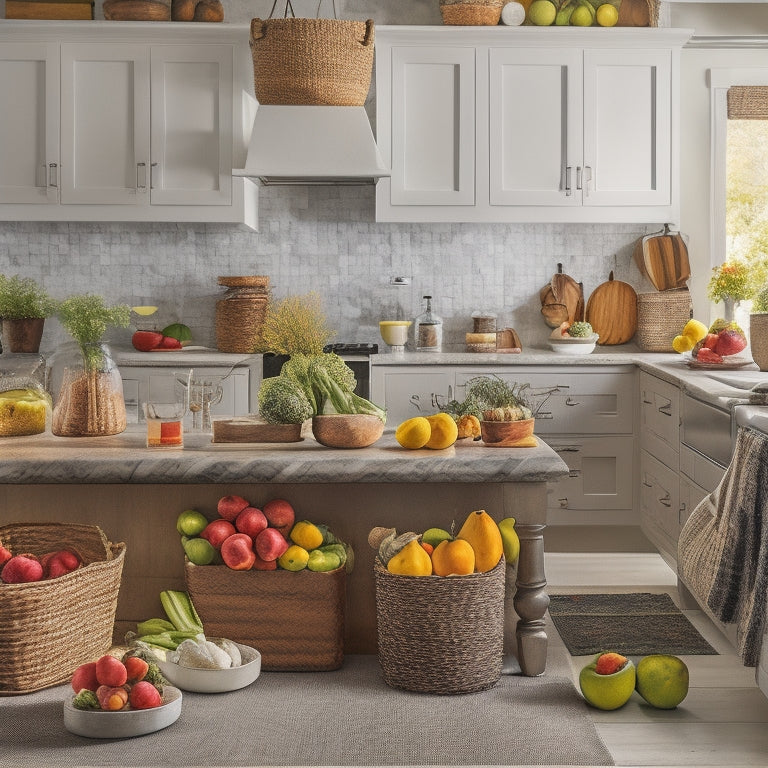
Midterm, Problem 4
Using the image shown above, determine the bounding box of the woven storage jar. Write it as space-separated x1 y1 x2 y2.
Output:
185 561 346 671
249 17 374 106
374 558 505 694
215 275 269 354
636 288 693 352
0 522 125 695
439 0 503 25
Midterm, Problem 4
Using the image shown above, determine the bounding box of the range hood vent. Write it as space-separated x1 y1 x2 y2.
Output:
233 105 390 185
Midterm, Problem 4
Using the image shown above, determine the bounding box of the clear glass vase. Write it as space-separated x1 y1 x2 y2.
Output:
50 342 127 437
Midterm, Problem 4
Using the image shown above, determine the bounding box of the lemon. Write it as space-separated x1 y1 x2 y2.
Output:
395 416 432 449
682 318 708 344
570 4 594 25
636 654 689 709
672 334 695 353
278 544 310 571
290 520 324 550
131 306 158 316
595 3 618 26
527 0 557 25
425 413 459 450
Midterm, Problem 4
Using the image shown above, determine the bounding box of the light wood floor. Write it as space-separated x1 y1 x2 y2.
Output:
544 552 768 767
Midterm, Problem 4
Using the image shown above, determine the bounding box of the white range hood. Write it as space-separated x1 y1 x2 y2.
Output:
233 105 390 185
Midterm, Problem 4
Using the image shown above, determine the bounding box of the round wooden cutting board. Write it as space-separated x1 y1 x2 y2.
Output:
585 271 638 345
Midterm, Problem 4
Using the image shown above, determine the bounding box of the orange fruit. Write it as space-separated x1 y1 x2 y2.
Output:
431 538 476 576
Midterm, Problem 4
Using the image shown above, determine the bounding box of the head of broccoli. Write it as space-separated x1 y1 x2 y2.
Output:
258 376 314 424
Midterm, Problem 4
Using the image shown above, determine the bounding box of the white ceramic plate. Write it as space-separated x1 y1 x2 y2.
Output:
156 642 261 693
63 685 182 739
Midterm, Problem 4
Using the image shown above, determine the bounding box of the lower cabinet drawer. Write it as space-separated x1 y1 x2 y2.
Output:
640 449 680 544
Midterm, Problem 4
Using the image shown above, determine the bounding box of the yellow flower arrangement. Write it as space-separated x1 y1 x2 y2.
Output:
706 261 752 303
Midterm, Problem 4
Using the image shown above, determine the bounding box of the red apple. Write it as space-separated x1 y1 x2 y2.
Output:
0 544 12 568
235 506 268 541
131 330 163 352
46 549 81 579
254 527 289 562
262 498 296 537
1 554 43 583
200 519 236 550
251 552 278 571
714 329 748 357
158 336 183 350
221 533 256 570
217 494 250 521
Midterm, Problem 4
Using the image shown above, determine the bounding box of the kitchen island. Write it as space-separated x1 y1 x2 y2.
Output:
0 428 567 676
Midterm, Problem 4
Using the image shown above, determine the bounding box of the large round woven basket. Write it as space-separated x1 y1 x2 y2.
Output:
750 313 768 371
249 17 375 106
636 288 692 352
439 0 503 25
374 558 505 694
0 522 125 695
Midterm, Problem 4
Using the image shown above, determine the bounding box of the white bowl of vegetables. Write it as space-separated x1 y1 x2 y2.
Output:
548 321 599 355
154 636 261 693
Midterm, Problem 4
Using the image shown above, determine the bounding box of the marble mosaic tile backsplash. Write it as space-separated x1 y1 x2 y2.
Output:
0 185 656 354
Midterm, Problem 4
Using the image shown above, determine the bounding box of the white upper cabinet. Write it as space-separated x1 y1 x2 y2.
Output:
0 22 256 228
0 43 59 204
376 26 692 224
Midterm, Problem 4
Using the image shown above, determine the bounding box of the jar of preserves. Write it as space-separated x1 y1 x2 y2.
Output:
0 353 51 436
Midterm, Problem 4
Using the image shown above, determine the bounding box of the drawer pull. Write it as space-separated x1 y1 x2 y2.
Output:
658 403 672 416
555 446 580 453
642 480 653 488
568 469 581 478
558 497 569 508
658 492 671 508
565 397 580 407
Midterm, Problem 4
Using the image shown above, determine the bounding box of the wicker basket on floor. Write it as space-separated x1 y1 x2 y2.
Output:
439 0 503 25
374 558 505 694
636 288 693 352
0 522 125 695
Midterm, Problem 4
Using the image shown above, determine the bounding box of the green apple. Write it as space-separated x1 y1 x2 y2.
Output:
636 654 689 709
176 509 209 537
422 527 453 548
579 652 636 710
183 536 217 566
497 517 520 564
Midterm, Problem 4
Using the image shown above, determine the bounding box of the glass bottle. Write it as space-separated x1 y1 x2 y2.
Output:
0 352 51 436
415 295 443 353
49 342 127 437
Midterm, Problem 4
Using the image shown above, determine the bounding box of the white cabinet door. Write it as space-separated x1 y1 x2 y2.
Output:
640 448 680 559
583 49 671 207
150 45 232 206
371 368 454 425
385 45 475 207
489 47 582 207
60 43 150 206
0 43 59 204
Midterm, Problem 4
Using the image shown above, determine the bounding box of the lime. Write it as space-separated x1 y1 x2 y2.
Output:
570 4 594 25
183 536 217 566
422 527 453 548
527 0 557 25
636 654 689 709
176 509 209 537
596 3 618 26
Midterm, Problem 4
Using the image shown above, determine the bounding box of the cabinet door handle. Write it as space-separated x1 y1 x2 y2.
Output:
409 394 422 412
565 396 580 407
576 166 583 190
136 162 147 190
555 446 580 454
150 162 158 189
658 403 672 416
568 469 581 478
583 165 592 195
565 165 572 196
47 162 58 188
558 497 569 508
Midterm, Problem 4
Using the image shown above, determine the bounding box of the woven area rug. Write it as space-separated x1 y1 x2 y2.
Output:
1 654 613 766
549 592 718 656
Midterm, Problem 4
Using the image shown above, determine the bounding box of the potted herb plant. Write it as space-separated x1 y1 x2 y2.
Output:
51 294 131 437
0 274 57 353
750 284 768 371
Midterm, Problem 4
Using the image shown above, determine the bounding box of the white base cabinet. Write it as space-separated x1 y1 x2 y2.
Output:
375 26 691 224
0 21 257 229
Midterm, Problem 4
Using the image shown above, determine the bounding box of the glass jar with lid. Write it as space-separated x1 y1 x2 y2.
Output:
0 353 51 436
414 295 443 352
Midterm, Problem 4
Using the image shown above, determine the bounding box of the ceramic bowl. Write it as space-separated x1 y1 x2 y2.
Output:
379 320 412 347
312 414 385 448
548 333 599 355
63 685 182 739
156 642 261 693
480 417 535 447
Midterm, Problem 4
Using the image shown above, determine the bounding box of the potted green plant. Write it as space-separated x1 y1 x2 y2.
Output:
750 283 768 371
0 274 57 353
51 294 131 437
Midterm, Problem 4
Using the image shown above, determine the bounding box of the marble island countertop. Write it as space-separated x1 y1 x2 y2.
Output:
1 427 568 486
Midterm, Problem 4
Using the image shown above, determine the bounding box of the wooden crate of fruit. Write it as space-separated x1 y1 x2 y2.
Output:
0 522 125 694
184 561 346 671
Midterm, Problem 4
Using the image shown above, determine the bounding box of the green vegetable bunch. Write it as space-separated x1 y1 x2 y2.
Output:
0 274 57 319
258 375 314 424
442 375 556 422
57 293 131 370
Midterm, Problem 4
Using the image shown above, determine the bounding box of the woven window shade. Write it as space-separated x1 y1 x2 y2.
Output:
727 86 768 120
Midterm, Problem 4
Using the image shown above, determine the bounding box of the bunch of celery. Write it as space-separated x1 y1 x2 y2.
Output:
130 590 204 651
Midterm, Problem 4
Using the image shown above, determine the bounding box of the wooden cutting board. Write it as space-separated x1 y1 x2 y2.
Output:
585 271 638 345
540 264 583 327
642 229 690 291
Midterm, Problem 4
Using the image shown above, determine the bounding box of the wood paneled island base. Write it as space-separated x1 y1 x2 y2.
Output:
0 430 567 676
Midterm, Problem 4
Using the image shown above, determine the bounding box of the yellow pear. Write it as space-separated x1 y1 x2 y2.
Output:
497 517 520 564
386 538 433 576
456 510 503 572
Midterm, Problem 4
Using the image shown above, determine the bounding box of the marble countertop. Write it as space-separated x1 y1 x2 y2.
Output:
1 427 567 485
